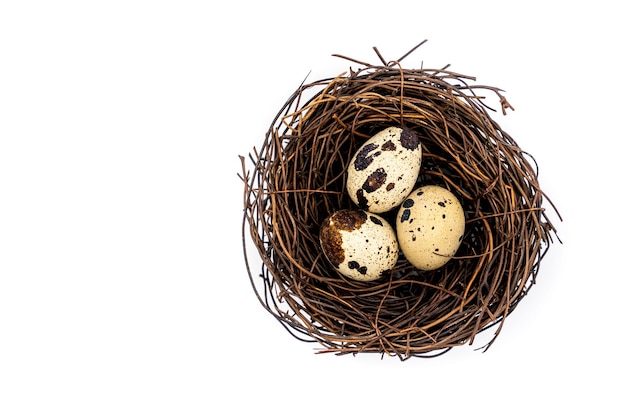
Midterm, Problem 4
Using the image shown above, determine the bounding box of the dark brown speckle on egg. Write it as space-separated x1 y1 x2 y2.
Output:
400 209 411 222
347 260 368 275
333 209 367 231
356 189 369 208
362 168 387 193
381 140 396 151
400 128 420 150
319 218 344 267
353 143 381 171
348 260 360 270
320 210 368 267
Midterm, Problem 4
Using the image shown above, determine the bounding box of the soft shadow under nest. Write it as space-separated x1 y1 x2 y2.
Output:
240 44 561 360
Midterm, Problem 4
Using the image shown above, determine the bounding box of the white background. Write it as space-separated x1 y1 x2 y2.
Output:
1 1 624 417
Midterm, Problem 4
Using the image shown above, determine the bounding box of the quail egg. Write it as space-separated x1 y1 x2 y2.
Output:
320 209 399 281
347 127 422 213
396 185 465 271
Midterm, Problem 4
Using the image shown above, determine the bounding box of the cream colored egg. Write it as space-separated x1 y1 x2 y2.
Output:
347 127 422 214
320 209 399 281
396 185 465 271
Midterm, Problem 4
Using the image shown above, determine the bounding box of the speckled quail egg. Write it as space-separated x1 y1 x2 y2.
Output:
395 185 465 271
319 209 399 281
347 126 422 214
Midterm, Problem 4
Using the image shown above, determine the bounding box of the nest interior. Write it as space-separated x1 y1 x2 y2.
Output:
240 45 560 360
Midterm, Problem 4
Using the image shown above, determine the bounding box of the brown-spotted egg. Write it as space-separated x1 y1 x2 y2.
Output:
319 209 399 281
347 127 422 214
396 185 465 271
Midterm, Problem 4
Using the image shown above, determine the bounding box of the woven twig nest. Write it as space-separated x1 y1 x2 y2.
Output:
240 43 561 359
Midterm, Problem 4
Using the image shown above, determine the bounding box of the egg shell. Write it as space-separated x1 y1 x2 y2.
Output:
347 127 422 214
396 185 465 271
319 209 399 281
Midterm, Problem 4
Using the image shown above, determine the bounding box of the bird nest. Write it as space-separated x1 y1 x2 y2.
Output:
239 43 561 360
